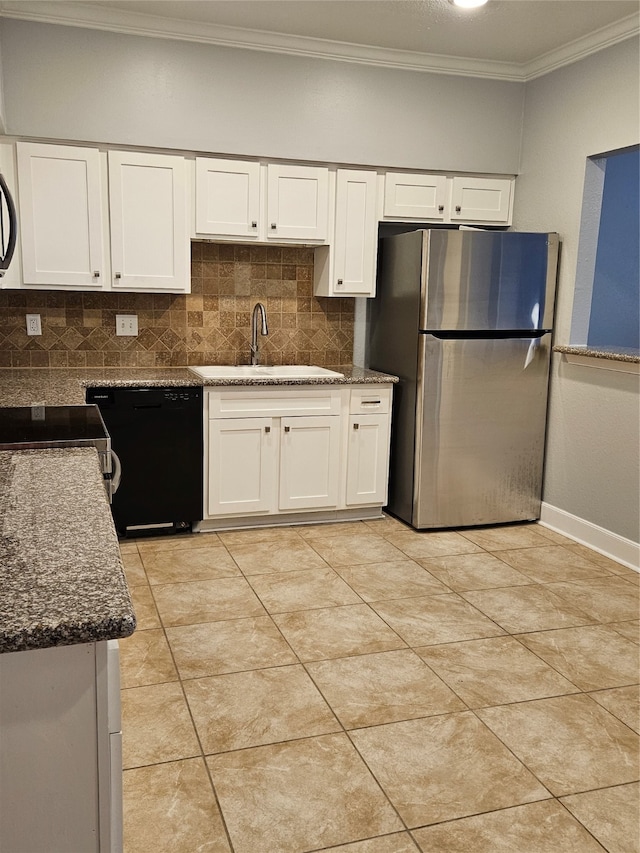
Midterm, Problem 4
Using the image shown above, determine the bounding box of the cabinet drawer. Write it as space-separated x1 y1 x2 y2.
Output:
349 387 391 415
208 388 342 419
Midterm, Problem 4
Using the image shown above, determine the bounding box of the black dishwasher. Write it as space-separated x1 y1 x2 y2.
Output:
86 386 203 536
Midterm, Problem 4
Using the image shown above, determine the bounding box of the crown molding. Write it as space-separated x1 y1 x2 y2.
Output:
523 11 640 81
0 1 637 83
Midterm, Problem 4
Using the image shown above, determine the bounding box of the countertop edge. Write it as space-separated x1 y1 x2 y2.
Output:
553 345 640 364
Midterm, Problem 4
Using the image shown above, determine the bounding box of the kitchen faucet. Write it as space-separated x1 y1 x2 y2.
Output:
250 302 269 365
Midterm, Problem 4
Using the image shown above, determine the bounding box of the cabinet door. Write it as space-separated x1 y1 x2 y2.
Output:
207 418 276 516
267 164 329 242
279 416 340 510
450 176 513 224
108 150 189 292
195 157 261 238
333 169 378 296
17 142 106 288
346 414 391 506
383 172 448 220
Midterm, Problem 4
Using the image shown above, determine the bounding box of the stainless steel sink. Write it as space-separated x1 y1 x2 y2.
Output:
188 365 344 380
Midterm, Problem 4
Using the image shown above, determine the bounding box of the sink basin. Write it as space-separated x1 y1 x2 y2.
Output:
189 365 344 380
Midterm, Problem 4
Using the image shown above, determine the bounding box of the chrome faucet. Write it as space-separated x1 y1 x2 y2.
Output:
250 302 269 365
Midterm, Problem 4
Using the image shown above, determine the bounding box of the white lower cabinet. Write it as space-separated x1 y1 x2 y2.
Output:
0 641 122 853
279 415 341 510
346 413 391 506
203 384 392 526
208 417 276 516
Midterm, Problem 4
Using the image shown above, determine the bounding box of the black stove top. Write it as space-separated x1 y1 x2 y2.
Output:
0 404 110 451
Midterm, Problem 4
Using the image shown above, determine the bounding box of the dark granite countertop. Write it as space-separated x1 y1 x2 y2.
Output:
0 447 136 653
0 366 397 407
0 364 396 654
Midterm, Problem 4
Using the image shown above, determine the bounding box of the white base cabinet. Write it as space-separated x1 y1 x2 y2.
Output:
203 384 392 527
0 640 122 853
279 415 341 510
346 413 391 506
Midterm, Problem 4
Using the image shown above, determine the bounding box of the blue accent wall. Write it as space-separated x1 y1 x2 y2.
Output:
587 148 640 349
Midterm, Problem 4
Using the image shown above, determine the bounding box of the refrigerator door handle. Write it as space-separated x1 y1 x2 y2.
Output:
424 329 551 340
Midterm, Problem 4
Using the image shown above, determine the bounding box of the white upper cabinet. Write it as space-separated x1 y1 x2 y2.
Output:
17 143 107 288
450 175 513 223
16 143 190 293
383 171 514 226
195 157 261 239
108 150 189 292
384 172 448 221
266 164 329 242
314 168 379 298
194 160 329 244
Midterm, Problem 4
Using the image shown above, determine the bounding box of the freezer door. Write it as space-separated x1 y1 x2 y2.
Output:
421 230 558 331
413 333 552 528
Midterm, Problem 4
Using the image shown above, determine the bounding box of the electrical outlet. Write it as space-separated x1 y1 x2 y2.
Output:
116 314 138 336
26 314 42 336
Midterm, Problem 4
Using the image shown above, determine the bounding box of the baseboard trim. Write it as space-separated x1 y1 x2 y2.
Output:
540 503 640 572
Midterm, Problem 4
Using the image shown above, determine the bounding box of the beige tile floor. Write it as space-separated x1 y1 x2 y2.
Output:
117 517 640 853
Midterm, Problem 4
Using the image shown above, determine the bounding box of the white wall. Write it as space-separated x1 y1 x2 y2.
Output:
0 19 523 174
513 37 640 545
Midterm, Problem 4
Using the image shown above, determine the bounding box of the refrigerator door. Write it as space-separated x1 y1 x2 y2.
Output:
413 333 552 528
420 230 558 332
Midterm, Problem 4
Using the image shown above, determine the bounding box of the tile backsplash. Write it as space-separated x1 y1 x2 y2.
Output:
0 244 355 368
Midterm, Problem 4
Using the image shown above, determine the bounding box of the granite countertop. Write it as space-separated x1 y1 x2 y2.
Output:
0 364 396 653
554 344 640 364
0 366 398 406
0 447 136 653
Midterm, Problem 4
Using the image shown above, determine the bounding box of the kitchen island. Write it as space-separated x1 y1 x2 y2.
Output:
0 445 135 853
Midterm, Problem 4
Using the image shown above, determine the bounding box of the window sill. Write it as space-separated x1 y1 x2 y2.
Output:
554 345 640 374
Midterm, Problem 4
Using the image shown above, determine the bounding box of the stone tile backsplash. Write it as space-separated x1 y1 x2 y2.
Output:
0 244 355 368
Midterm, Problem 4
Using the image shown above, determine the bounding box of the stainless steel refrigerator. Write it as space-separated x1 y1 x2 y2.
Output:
368 229 559 529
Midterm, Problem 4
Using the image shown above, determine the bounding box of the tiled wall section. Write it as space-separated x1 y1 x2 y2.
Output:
0 244 355 368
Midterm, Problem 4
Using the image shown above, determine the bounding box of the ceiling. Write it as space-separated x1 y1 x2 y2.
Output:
0 0 638 80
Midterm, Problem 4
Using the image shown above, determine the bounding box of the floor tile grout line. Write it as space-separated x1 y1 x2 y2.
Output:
132 539 240 850
158 569 238 853
509 627 639 695
118 526 638 852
